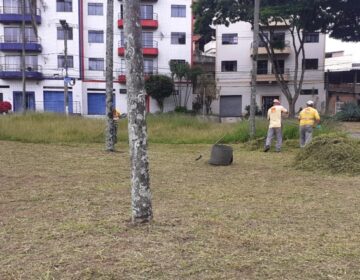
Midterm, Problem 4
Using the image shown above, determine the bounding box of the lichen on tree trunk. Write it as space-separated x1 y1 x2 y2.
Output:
124 0 153 223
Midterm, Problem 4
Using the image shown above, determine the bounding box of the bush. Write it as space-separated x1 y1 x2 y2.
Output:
0 101 12 113
335 102 360 121
145 75 174 112
244 104 262 118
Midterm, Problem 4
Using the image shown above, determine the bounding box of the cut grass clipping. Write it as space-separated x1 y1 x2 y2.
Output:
294 134 360 175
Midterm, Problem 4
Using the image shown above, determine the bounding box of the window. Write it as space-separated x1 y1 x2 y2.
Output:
57 0 72 12
221 61 237 72
5 55 38 71
0 93 3 102
304 32 319 43
271 32 286 49
222 33 238 45
303 59 318 70
88 3 103 15
4 27 36 43
259 33 269 47
272 60 285 74
88 30 104 43
144 59 154 74
140 5 153 20
257 60 268 74
171 5 186 17
171 32 186 44
142 32 154 48
169 59 186 66
301 89 318 95
89 58 104 71
57 27 73 40
57 55 74 68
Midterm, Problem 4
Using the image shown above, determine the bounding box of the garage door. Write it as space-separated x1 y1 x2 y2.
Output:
220 95 242 117
87 93 115 115
44 91 73 113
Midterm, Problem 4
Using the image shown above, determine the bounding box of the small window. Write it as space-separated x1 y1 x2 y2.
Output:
57 0 72 12
169 59 186 65
89 58 104 71
222 34 238 45
57 55 74 68
272 60 285 74
303 59 318 70
57 27 73 40
257 60 268 74
304 32 319 43
301 89 319 95
171 32 186 45
171 5 186 17
88 30 104 43
88 3 103 15
221 61 237 72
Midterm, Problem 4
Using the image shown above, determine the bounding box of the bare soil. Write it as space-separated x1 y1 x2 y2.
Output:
1 141 360 279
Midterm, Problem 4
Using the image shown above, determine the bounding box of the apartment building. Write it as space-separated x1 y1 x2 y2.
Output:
212 21 326 118
0 0 193 114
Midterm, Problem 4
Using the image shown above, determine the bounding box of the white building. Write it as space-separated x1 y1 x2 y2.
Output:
212 21 326 118
0 0 193 114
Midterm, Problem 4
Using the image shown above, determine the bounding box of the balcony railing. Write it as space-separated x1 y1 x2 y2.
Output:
0 6 41 24
118 13 158 29
256 68 290 82
117 67 158 84
251 40 291 56
0 35 42 52
0 64 43 79
118 40 158 56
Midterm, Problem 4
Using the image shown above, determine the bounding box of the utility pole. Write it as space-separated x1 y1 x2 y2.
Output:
105 0 116 151
250 0 260 139
21 0 26 113
124 0 153 224
60 20 69 115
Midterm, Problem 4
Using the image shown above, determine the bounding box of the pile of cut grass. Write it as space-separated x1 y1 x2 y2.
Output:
294 134 360 175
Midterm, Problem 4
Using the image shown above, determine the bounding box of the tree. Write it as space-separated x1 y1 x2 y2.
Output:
105 0 116 151
145 75 174 112
193 0 330 117
124 0 153 223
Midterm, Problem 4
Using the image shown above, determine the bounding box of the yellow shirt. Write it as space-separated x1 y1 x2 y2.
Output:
267 105 288 128
299 107 320 126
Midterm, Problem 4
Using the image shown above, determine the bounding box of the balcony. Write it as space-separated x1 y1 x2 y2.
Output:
0 64 43 80
118 40 158 57
0 6 41 24
256 68 290 83
118 67 158 84
118 13 158 29
0 36 42 52
251 40 291 56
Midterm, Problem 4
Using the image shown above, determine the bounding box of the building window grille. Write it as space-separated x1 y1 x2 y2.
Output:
171 5 186 17
57 27 73 40
88 30 104 43
304 32 319 43
222 33 238 45
221 61 237 72
303 59 319 70
171 32 186 45
57 55 74 68
257 60 268 74
88 3 103 16
89 58 104 71
57 0 72 12
301 89 319 95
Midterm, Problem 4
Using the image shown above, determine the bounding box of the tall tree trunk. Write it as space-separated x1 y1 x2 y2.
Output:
124 0 153 223
250 0 260 139
105 0 116 151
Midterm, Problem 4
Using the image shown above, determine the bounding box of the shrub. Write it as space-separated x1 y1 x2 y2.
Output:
335 102 360 121
145 75 174 112
0 101 12 113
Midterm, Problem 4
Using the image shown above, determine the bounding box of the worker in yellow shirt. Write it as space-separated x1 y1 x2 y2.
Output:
264 99 288 152
298 100 320 148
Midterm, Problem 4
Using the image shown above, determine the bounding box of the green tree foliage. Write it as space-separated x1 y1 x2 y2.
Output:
145 75 174 112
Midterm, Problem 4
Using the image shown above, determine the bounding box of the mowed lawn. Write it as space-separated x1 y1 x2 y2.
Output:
1 141 360 280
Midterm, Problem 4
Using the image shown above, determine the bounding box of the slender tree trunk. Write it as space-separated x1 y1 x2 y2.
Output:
105 0 116 151
124 0 153 223
250 0 260 138
21 0 26 114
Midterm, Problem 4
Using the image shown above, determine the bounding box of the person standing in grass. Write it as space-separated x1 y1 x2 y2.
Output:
264 99 288 152
298 100 320 148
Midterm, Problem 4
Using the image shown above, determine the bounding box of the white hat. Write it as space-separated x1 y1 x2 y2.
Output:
273 99 280 104
306 100 314 106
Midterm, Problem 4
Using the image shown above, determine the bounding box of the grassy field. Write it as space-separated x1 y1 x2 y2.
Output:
0 113 338 144
1 141 360 279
